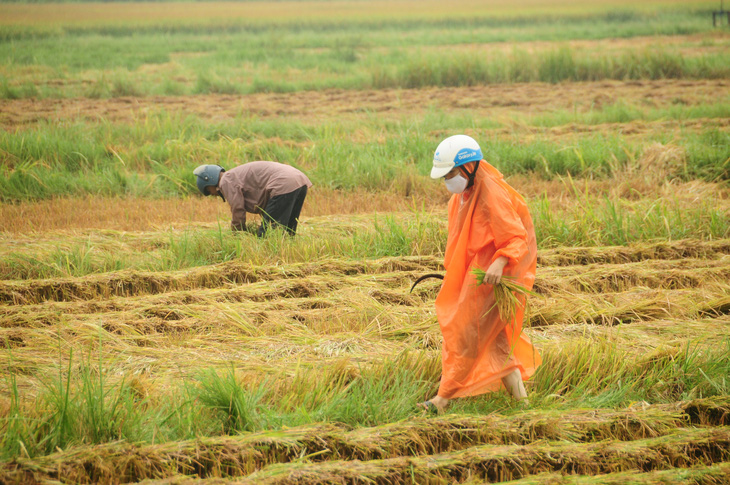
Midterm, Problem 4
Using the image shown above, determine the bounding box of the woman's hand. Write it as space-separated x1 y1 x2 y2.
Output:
483 256 509 285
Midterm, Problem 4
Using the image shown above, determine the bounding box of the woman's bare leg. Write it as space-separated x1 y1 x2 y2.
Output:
502 368 528 402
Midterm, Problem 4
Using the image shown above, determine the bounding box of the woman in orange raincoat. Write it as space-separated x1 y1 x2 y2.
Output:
418 134 541 413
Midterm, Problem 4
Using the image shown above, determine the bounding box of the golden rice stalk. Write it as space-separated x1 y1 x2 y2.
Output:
5 398 727 484
485 462 730 484
246 427 730 484
472 268 536 322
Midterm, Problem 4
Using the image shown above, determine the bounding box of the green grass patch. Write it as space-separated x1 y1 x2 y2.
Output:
1 110 728 202
1 198 727 280
2 339 728 460
0 6 726 98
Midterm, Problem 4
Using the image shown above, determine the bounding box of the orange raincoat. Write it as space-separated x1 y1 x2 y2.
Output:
436 161 541 399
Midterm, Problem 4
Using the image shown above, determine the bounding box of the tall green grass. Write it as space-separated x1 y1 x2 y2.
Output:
1 109 728 202
2 195 728 280
0 213 449 279
457 340 730 414
530 100 730 127
195 366 268 434
3 339 728 459
0 7 726 98
532 194 730 247
2 46 728 99
1 342 146 458
372 48 730 90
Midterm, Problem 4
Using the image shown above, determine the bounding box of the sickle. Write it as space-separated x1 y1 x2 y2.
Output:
409 273 444 293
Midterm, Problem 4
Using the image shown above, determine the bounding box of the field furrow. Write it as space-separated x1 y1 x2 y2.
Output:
2 285 728 334
529 286 730 327
499 462 730 484
2 278 728 365
2 399 727 485
536 240 730 267
2 251 728 390
162 427 730 484
2 80 728 128
534 257 730 294
0 257 443 305
134 462 730 484
3 239 729 305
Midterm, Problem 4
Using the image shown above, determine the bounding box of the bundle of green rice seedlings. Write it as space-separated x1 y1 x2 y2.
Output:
472 268 536 323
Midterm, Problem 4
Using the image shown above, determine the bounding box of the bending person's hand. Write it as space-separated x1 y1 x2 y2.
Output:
483 256 509 285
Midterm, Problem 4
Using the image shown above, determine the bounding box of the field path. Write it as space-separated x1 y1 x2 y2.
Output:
1 79 727 130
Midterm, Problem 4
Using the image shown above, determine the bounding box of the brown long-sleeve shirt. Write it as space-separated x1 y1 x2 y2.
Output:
218 161 312 230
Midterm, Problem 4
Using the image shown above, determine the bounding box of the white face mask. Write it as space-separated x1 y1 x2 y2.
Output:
444 174 468 194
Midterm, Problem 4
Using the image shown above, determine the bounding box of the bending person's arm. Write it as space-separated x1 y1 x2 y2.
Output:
222 185 247 231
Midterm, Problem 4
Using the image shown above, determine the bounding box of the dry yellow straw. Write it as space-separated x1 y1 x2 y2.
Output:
472 268 535 323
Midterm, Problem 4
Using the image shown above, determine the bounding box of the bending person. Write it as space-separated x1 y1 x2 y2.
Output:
419 135 541 413
194 161 312 236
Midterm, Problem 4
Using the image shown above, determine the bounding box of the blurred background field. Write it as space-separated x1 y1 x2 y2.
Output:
1 1 729 98
0 0 728 203
1 1 729 483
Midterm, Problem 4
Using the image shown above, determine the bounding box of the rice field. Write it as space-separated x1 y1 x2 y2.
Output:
1 233 729 483
1 1 730 484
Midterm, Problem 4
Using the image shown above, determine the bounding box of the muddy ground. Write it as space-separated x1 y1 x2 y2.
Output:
2 79 727 130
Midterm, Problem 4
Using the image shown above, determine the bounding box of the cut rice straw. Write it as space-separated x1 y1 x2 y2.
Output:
473 268 536 323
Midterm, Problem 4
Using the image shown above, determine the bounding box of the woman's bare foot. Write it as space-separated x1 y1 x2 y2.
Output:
417 395 449 413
